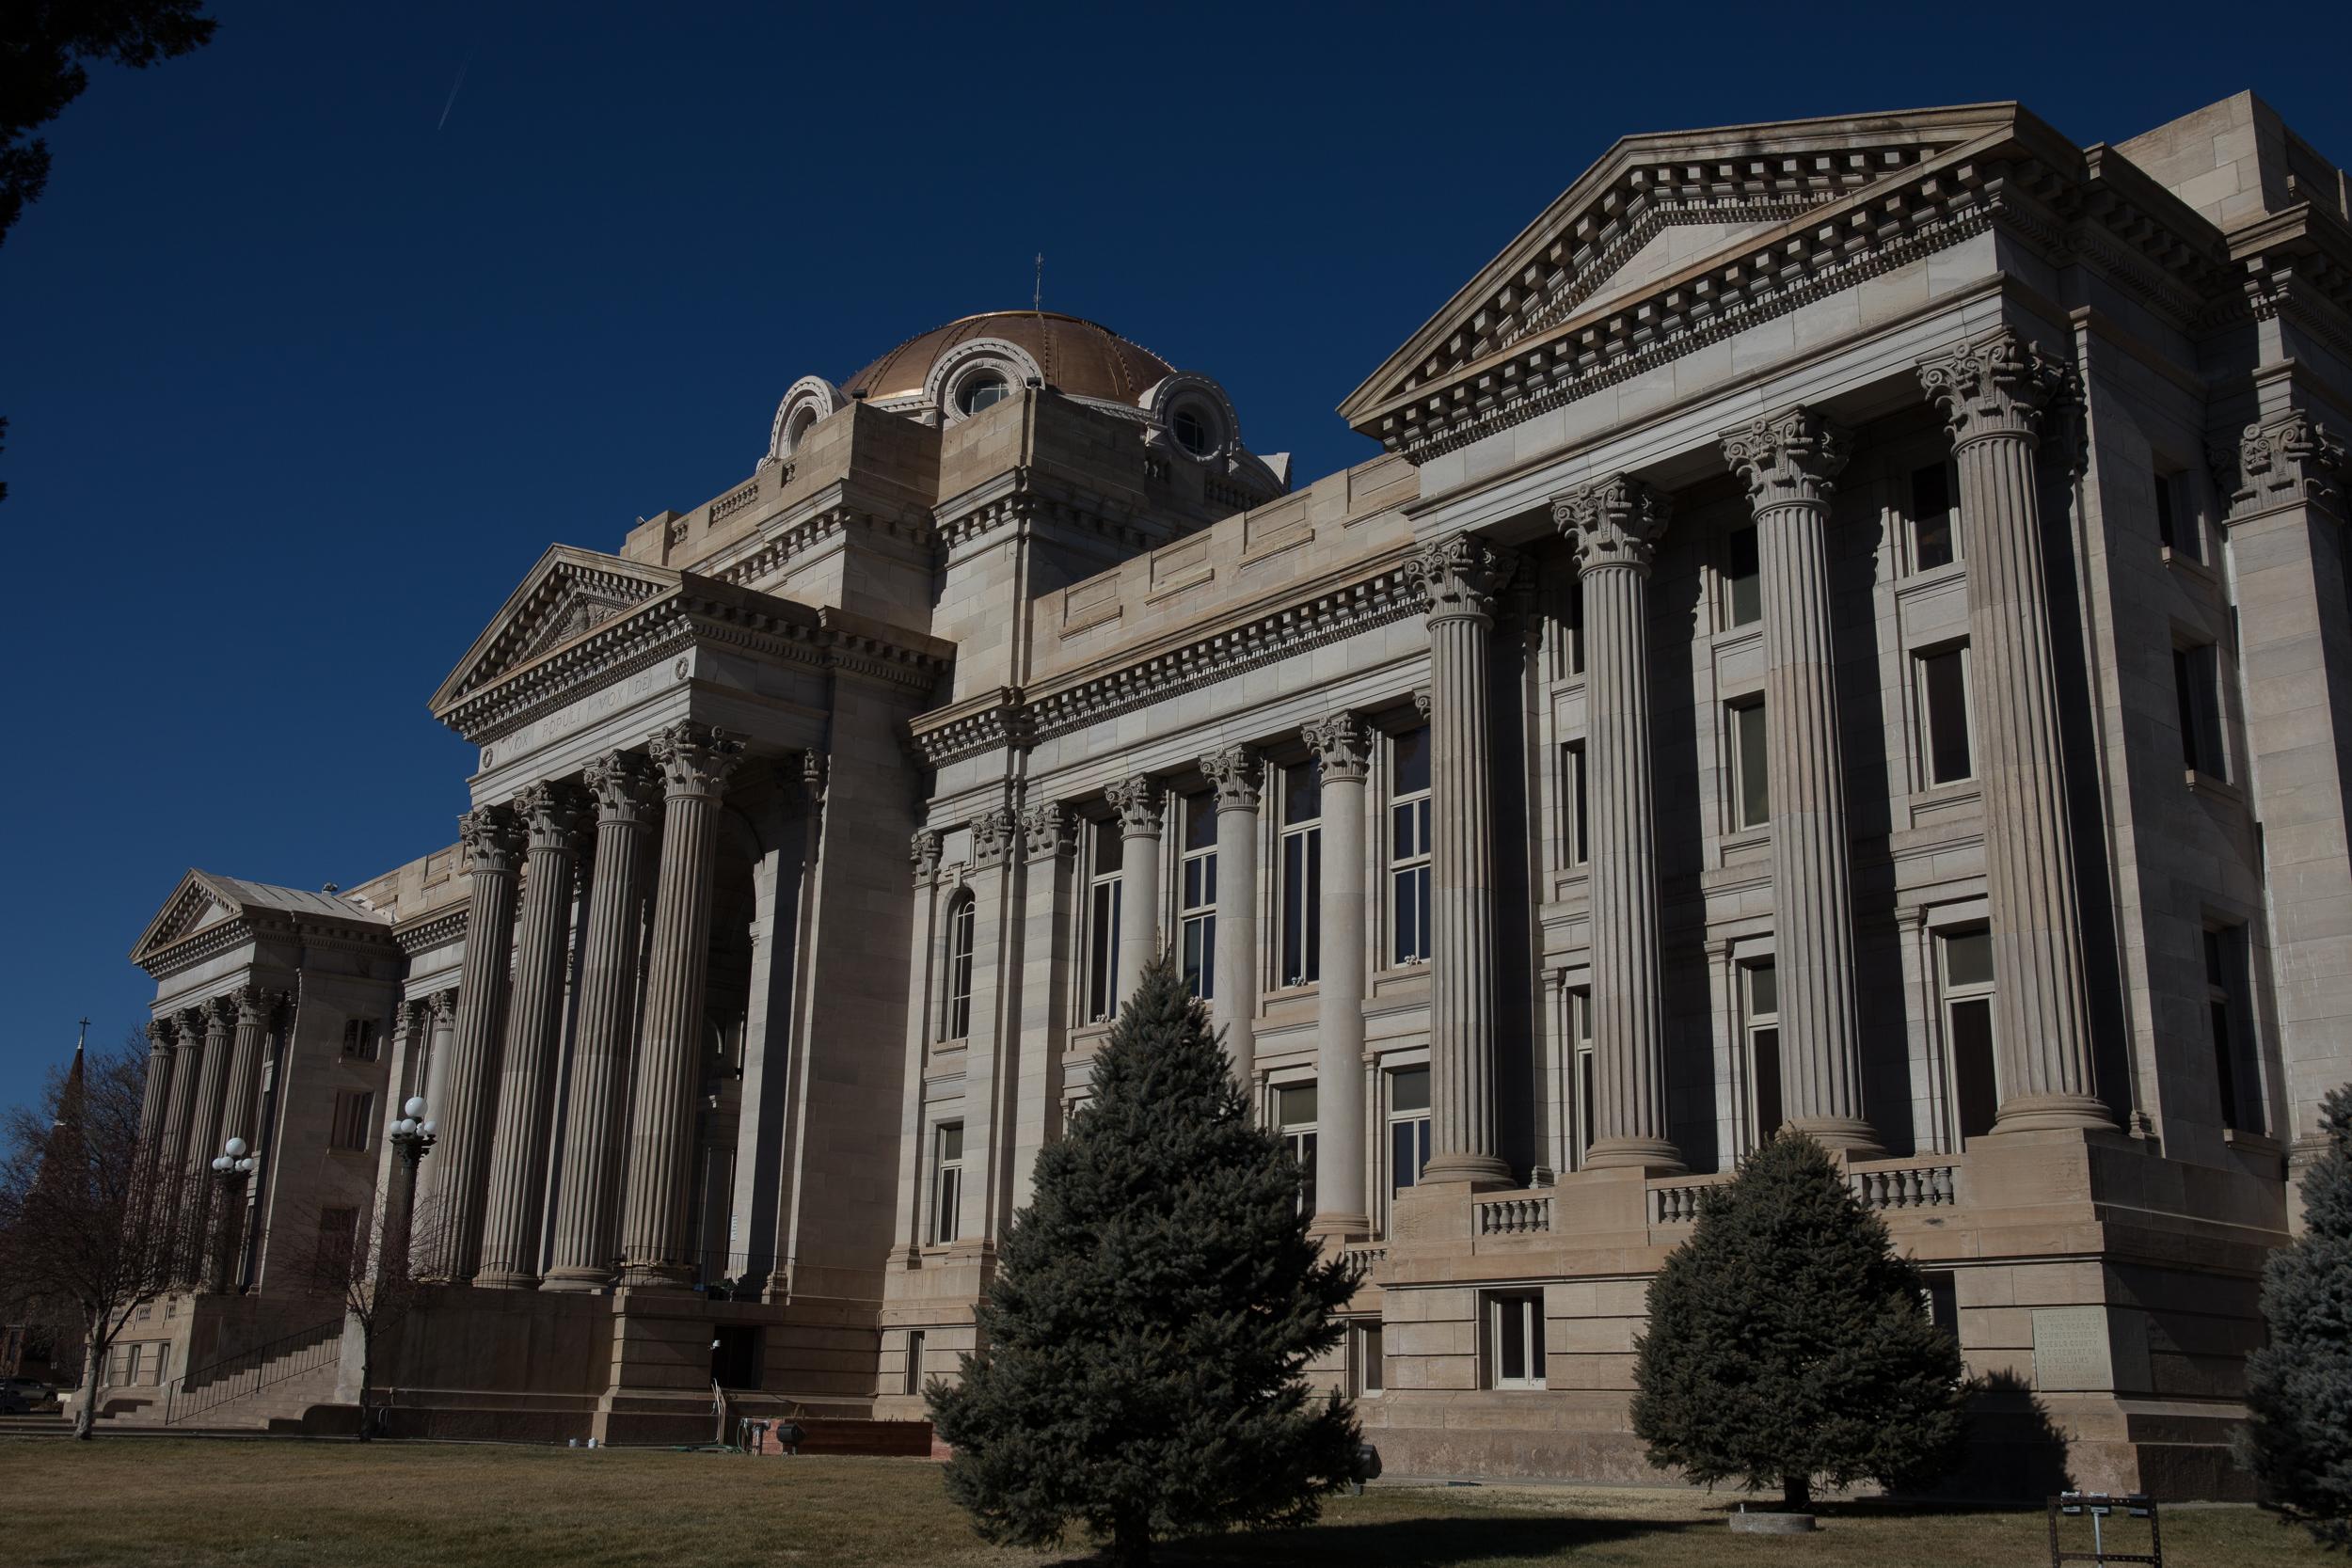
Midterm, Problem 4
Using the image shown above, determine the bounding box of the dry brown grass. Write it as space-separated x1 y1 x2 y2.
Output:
0 1437 2326 1567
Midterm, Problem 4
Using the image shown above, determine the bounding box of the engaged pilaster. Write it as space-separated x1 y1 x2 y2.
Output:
1406 535 1515 1187
478 781 589 1289
1553 474 1685 1173
1303 714 1372 1234
1199 746 1263 1090
546 752 660 1291
1919 329 2114 1133
421 801 526 1281
619 723 744 1289
1104 775 1164 1010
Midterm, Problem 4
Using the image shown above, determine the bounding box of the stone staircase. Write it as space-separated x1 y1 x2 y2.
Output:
152 1317 346 1430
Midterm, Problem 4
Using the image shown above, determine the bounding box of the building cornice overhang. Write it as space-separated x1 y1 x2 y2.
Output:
429 546 681 715
132 868 396 977
2223 201 2352 364
1343 105 2249 466
905 546 1422 768
437 574 953 746
135 908 395 983
708 482 941 590
935 467 1169 556
394 906 469 957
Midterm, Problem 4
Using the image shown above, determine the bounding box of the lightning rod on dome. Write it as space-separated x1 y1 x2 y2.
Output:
1034 252 1042 314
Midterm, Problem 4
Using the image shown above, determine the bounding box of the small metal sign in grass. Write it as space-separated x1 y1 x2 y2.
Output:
2048 1492 2162 1566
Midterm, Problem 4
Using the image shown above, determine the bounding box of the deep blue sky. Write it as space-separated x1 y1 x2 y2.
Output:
5 2 2348 1109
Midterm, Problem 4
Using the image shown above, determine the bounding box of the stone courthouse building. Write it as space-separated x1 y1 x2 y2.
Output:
101 92 2352 1493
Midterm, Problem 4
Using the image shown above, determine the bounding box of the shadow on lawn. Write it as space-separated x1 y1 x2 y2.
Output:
1104 1512 1699 1565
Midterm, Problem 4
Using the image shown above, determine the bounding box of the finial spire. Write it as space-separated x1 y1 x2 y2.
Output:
1034 252 1043 313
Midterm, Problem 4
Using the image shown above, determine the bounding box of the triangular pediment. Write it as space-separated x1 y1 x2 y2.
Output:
429 546 680 717
129 871 239 967
1338 103 2030 434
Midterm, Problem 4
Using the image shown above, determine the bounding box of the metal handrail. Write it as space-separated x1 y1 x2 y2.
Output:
161 1316 344 1426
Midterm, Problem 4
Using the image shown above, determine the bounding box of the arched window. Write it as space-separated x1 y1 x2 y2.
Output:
944 892 977 1039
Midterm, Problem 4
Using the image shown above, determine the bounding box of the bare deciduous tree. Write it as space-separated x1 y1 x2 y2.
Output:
303 1184 438 1439
0 1034 192 1438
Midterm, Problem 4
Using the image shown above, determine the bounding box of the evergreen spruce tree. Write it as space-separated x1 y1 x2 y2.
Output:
2236 1085 2352 1547
927 954 1362 1566
1630 1131 1971 1510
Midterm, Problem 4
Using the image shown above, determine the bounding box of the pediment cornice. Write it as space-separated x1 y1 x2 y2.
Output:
429 546 680 716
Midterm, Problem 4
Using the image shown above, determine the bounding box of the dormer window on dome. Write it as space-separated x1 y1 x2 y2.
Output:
958 372 1010 416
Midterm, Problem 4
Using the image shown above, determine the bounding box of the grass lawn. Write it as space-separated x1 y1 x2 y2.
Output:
0 1438 2327 1567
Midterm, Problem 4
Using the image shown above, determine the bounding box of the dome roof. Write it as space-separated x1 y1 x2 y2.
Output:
843 310 1175 407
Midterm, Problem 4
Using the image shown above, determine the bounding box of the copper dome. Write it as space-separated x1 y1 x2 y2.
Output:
843 310 1175 407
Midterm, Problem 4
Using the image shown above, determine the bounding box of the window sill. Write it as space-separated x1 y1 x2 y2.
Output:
2222 1127 2281 1157
2185 768 2243 805
1898 559 1967 591
1488 1381 1549 1393
931 1038 968 1055
2162 546 2218 586
1710 621 1764 649
1720 825 1771 856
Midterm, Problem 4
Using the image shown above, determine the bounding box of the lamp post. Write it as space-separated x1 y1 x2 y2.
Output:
207 1138 257 1294
387 1098 437 1273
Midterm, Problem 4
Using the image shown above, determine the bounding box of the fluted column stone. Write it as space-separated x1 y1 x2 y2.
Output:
1721 408 1883 1156
1199 747 1263 1091
219 984 281 1151
1303 714 1372 1234
478 782 589 1289
154 1009 204 1271
1554 475 1685 1172
1105 775 1164 1010
181 996 238 1277
619 724 743 1289
1920 329 2114 1132
546 752 660 1291
421 801 525 1281
1406 535 1515 1187
135 1021 175 1210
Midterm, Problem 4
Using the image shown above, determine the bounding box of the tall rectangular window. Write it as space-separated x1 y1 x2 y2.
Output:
1391 728 1433 964
904 1330 926 1397
1350 1320 1385 1397
1561 577 1586 676
1941 928 1997 1146
1724 525 1761 627
2205 926 2263 1134
1744 962 1782 1144
1086 817 1122 1023
1730 700 1770 831
1486 1291 1547 1389
342 1019 380 1061
1916 645 1975 785
315 1206 358 1276
328 1089 374 1152
944 893 977 1040
1180 790 1217 1000
1278 1083 1319 1217
1389 1067 1431 1195
930 1123 964 1246
1571 986 1595 1166
1911 463 1957 572
1563 739 1589 867
2155 469 2197 561
1279 761 1323 987
2174 643 2227 777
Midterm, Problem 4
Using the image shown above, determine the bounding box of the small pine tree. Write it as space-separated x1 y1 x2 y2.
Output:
927 954 1362 1566
1630 1131 1971 1510
2237 1085 2352 1548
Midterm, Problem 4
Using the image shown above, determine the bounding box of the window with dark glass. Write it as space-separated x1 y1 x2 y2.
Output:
1563 739 1589 866
1916 645 1974 785
958 372 1009 415
1730 701 1770 831
2155 468 2197 560
1279 761 1323 986
1391 728 1432 964
931 1123 964 1245
1085 816 1122 1023
1278 1083 1318 1216
1724 525 1761 626
1486 1291 1546 1388
1911 463 1957 571
904 1330 926 1396
1389 1066 1431 1195
1562 577 1585 676
1180 790 1216 1000
944 892 976 1039
1744 962 1782 1144
2174 642 2227 777
1941 928 1997 1145
1571 987 1594 1166
1351 1321 1384 1396
328 1089 374 1153
2205 926 2263 1134
1174 406 1214 455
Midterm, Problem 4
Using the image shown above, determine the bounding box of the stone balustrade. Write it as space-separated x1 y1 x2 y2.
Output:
1473 1195 1553 1236
1850 1159 1961 1211
1648 1173 1733 1225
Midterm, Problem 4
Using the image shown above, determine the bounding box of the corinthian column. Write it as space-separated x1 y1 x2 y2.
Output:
1303 714 1372 1234
182 996 238 1270
135 1021 175 1205
421 801 525 1281
619 723 743 1288
154 1010 203 1269
1720 408 1882 1156
1104 775 1163 1010
477 782 589 1289
1199 747 1262 1089
1406 535 1515 1187
546 752 659 1291
219 985 282 1151
1554 475 1685 1172
1920 330 2114 1132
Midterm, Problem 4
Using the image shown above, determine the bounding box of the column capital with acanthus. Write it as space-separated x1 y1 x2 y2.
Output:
1104 775 1163 837
970 806 1020 866
1553 473 1672 578
1301 712 1373 783
458 802 525 873
230 984 285 1027
1917 327 2074 449
910 829 944 885
1019 802 1078 861
513 780 590 850
1198 746 1263 813
1406 535 1515 625
1720 405 1852 508
146 1018 175 1052
650 722 744 800
2215 410 2347 522
583 749 660 827
175 1006 206 1041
